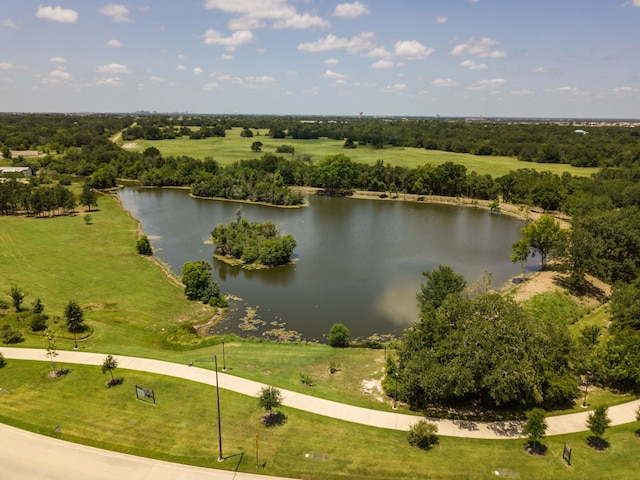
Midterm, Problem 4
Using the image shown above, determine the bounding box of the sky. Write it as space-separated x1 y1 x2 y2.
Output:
1 1 639 118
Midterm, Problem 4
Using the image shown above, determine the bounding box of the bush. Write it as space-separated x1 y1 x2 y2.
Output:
1 325 24 344
408 420 439 449
30 314 47 332
328 323 350 348
0 352 5 368
136 235 153 255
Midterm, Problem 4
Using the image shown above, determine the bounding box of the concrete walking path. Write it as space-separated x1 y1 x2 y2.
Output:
2 347 639 441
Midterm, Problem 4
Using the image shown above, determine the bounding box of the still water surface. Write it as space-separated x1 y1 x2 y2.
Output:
118 188 530 340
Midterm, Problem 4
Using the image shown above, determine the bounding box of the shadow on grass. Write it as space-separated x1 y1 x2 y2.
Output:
262 411 287 427
587 436 610 450
524 441 548 456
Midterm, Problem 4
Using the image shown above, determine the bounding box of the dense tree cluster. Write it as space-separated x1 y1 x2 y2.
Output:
0 180 75 216
180 261 226 307
211 218 296 267
397 267 577 410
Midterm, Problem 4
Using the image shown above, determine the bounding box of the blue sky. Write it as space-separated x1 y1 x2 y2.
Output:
1 1 639 118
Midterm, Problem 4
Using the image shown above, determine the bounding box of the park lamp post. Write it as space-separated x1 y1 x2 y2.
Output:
582 370 592 408
215 355 224 462
393 373 398 410
222 339 227 372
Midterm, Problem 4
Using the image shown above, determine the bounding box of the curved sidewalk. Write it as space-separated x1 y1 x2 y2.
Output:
2 347 639 440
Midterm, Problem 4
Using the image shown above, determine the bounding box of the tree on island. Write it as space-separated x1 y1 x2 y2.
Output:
211 218 296 267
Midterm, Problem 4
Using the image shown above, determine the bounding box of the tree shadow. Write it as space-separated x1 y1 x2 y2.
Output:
587 436 610 450
262 411 287 427
524 441 548 456
488 420 525 437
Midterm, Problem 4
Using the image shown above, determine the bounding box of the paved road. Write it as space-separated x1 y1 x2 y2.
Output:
1 347 639 478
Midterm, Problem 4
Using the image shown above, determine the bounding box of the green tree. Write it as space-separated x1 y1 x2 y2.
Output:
136 234 153 255
609 279 640 331
181 261 226 306
9 285 25 312
0 352 5 368
44 327 59 375
510 238 531 281
32 298 44 314
316 154 355 193
258 386 282 414
587 404 611 440
522 408 548 453
79 183 97 211
64 300 84 349
251 141 263 152
520 214 563 269
417 265 466 311
327 323 350 348
101 354 118 382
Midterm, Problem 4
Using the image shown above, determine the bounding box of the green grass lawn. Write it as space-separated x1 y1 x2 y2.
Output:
129 128 598 178
1 359 638 480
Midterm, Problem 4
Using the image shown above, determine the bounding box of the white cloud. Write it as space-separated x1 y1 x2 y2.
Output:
322 69 347 80
466 78 507 91
334 2 370 19
177 54 187 60
273 13 330 29
434 16 448 24
204 0 329 30
553 86 579 93
203 29 254 48
460 59 488 70
511 89 535 95
381 83 406 93
246 75 276 85
94 63 132 74
613 86 634 93
107 39 123 47
96 77 124 87
622 0 640 7
211 72 232 81
49 56 67 63
365 47 392 58
1 19 18 28
533 66 546 73
36 5 79 23
176 65 186 71
394 40 434 60
0 62 14 70
150 76 166 85
220 54 234 61
371 60 394 69
98 4 131 23
202 82 220 91
324 58 339 66
194 67 203 76
431 78 459 87
298 32 375 54
450 37 506 58
43 69 72 83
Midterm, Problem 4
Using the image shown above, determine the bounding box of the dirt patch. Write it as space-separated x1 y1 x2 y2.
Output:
122 142 139 149
361 378 385 402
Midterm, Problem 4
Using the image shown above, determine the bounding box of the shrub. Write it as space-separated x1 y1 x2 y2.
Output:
30 314 47 332
1 325 24 344
300 374 314 386
136 235 153 255
329 361 341 374
328 323 350 348
408 420 439 449
0 299 9 310
0 352 5 368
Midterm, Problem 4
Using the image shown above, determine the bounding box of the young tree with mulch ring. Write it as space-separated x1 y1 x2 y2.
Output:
522 408 548 454
587 404 611 449
102 354 122 387
258 386 285 426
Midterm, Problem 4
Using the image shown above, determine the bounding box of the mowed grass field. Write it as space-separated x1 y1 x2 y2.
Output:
1 359 638 480
128 127 599 178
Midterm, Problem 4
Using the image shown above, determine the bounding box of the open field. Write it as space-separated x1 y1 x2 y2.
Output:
128 128 599 178
1 359 639 480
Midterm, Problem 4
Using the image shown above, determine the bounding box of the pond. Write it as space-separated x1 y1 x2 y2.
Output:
117 188 533 341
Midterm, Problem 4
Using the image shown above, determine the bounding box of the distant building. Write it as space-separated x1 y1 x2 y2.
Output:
0 166 32 177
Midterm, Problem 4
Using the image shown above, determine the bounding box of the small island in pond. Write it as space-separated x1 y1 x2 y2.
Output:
211 217 296 267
